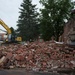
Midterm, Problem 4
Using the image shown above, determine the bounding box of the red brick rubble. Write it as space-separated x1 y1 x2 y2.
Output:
0 40 75 72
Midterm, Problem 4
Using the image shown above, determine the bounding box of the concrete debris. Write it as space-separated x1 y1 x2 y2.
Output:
0 56 6 64
0 41 75 72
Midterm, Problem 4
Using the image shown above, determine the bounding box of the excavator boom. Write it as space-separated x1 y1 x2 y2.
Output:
0 19 11 34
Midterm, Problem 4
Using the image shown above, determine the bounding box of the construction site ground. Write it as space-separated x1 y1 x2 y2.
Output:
0 68 75 75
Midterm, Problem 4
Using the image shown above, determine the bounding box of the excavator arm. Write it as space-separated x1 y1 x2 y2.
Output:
0 19 12 42
0 19 11 34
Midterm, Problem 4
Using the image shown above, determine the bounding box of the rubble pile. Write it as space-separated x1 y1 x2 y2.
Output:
0 41 75 72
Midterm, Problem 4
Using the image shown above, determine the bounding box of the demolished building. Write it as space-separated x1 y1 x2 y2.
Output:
63 9 75 45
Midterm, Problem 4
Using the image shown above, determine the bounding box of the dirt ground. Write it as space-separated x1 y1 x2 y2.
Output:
0 69 74 75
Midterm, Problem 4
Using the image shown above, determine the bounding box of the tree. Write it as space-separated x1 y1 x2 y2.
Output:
10 27 16 41
17 0 39 41
40 0 74 41
10 27 16 35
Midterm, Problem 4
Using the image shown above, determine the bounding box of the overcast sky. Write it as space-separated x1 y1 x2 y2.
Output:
0 0 75 32
0 0 41 32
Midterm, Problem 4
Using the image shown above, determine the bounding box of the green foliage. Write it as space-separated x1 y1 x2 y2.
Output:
10 27 16 41
40 0 75 41
10 27 16 35
17 0 39 41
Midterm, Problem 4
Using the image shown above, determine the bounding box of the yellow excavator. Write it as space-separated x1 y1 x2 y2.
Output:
0 19 22 43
